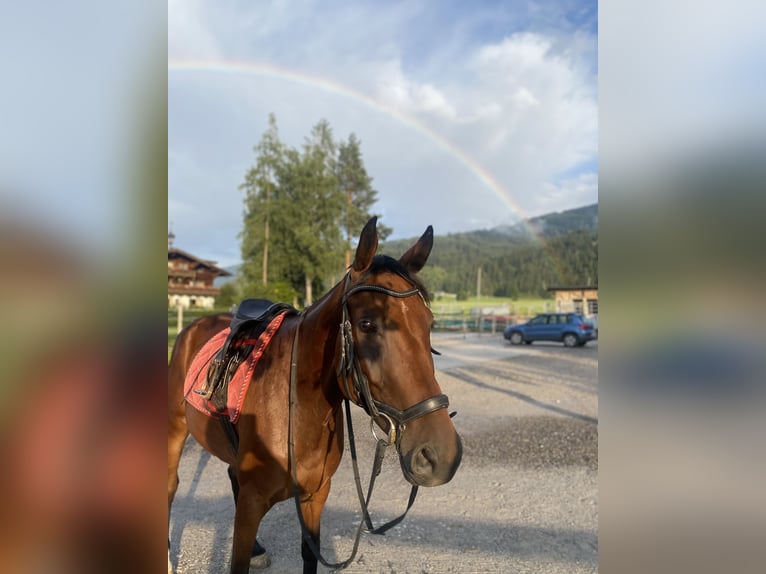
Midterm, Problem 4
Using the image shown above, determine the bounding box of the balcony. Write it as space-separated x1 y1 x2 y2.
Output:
168 284 220 296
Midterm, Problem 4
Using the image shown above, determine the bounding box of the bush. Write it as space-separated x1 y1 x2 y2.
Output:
456 290 470 301
216 281 242 309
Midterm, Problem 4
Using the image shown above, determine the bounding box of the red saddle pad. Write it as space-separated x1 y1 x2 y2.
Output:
183 312 288 423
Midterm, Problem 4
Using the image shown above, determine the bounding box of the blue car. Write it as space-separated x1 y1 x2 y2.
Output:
504 313 596 347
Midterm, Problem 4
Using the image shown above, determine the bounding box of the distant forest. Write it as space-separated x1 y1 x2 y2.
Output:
381 204 598 299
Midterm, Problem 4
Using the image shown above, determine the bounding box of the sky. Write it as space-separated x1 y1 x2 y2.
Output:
168 0 598 267
0 2 162 258
1 2 761 271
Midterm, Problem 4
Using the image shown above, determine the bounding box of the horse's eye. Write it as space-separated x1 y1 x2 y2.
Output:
358 319 377 334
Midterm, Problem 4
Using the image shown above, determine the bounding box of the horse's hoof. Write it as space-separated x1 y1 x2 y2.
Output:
250 540 269 568
249 552 271 569
253 540 267 557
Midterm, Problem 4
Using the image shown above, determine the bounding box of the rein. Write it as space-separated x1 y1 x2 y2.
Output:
288 273 450 569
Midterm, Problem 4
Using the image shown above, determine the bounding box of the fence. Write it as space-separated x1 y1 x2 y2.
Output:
432 312 526 335
431 302 552 335
169 306 538 338
168 307 214 331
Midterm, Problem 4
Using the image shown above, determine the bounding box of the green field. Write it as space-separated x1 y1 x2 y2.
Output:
167 308 230 357
430 295 552 316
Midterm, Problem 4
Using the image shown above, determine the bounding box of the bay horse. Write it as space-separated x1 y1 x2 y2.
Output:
167 218 462 573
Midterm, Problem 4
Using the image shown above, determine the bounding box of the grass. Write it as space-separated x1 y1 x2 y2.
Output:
430 295 553 317
167 308 230 359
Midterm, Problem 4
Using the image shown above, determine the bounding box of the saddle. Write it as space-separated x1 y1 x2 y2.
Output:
195 298 295 411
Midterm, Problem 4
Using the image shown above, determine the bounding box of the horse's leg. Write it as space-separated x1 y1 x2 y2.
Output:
167 409 188 574
226 465 239 500
230 481 269 574
299 480 332 574
168 414 188 510
226 465 269 566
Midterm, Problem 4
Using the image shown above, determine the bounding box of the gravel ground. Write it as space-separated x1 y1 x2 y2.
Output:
169 334 598 573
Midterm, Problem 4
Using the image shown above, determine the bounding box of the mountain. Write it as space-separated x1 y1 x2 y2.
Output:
218 203 598 296
214 265 241 287
492 203 598 239
381 203 598 297
382 203 598 256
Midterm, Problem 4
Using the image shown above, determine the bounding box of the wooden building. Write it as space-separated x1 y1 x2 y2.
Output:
168 231 230 309
547 285 599 319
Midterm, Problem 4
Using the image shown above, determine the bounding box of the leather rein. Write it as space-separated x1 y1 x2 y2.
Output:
288 273 450 570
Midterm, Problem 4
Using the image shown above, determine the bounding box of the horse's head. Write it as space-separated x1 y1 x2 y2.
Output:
338 218 462 487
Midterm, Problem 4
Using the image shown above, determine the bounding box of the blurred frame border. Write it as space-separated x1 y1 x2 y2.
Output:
0 2 167 572
600 1 766 573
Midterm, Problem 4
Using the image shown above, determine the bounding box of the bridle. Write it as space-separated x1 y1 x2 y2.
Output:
337 272 450 448
288 271 452 570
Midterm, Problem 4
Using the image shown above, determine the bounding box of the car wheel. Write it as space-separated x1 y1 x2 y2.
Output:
563 333 578 348
510 332 523 345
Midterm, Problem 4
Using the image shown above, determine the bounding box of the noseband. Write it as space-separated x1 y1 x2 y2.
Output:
337 273 449 447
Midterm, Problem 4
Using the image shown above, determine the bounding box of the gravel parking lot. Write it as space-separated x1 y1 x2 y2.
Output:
169 333 598 573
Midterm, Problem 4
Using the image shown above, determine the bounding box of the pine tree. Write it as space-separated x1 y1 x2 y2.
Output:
272 120 345 305
238 115 391 306
239 113 284 294
337 133 391 268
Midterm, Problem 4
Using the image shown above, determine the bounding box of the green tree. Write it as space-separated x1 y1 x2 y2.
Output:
239 113 285 294
337 133 391 268
419 265 448 294
270 120 345 305
238 115 391 306
216 280 242 309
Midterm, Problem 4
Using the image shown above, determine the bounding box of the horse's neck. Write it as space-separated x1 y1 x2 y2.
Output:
298 281 345 393
303 273 347 330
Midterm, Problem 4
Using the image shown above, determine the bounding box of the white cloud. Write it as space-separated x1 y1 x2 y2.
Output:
512 87 540 110
373 59 457 119
474 32 553 71
538 172 598 214
463 33 597 162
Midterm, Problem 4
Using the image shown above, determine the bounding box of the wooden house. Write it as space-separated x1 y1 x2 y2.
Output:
168 231 230 309
547 285 599 319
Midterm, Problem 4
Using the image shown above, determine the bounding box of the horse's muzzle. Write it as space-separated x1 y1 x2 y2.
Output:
401 432 462 487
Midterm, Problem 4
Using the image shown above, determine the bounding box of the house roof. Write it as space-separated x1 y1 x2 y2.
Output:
168 247 231 276
547 285 598 292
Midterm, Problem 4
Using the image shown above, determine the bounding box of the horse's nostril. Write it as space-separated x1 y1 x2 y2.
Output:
413 445 438 474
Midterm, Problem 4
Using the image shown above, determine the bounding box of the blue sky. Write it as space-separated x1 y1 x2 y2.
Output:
169 0 599 267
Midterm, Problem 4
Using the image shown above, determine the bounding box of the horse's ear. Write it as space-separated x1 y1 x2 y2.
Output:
399 225 433 273
351 217 379 274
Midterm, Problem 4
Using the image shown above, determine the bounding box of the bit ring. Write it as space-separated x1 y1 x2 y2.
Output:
370 413 397 445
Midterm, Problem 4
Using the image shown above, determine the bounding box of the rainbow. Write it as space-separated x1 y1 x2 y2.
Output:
168 57 573 282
